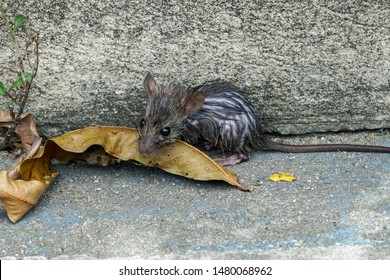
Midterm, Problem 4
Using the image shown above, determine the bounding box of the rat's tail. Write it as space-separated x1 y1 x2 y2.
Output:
252 130 390 153
264 139 390 153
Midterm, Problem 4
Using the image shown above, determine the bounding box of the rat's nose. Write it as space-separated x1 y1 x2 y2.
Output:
138 145 151 157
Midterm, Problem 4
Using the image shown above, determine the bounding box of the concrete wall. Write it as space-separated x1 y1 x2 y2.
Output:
1 0 389 137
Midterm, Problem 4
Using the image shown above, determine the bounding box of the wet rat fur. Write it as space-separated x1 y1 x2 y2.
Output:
138 72 390 166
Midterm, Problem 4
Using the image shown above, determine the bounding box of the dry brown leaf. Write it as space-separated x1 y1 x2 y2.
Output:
15 114 42 151
0 109 13 121
23 127 246 188
0 170 57 223
0 110 42 150
0 126 249 223
15 114 41 149
1 110 42 179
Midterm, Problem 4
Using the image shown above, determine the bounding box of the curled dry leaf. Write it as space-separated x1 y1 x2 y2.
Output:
268 173 296 182
0 110 41 150
0 126 249 223
0 110 42 179
0 170 57 223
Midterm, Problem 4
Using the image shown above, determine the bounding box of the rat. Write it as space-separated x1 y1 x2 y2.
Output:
138 72 390 166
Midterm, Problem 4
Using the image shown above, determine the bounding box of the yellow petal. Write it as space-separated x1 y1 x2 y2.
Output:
268 173 296 182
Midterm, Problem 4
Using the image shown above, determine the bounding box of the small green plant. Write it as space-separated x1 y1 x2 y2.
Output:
0 1 39 151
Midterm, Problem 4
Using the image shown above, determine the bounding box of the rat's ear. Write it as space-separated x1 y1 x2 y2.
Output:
143 72 160 96
182 91 205 116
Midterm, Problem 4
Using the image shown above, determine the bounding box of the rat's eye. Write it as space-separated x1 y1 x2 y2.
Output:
161 127 171 136
140 119 145 128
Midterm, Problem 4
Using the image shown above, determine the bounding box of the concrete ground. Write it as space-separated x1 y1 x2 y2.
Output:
0 130 389 259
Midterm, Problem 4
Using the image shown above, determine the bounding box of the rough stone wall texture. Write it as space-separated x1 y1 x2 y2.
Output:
1 0 389 137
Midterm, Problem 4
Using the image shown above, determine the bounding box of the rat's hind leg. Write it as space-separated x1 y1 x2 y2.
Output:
212 149 249 166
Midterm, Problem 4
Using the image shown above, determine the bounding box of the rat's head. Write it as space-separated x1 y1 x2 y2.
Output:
138 72 205 156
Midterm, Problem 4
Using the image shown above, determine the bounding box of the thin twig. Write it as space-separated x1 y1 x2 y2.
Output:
26 31 39 76
0 64 19 74
4 90 17 103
